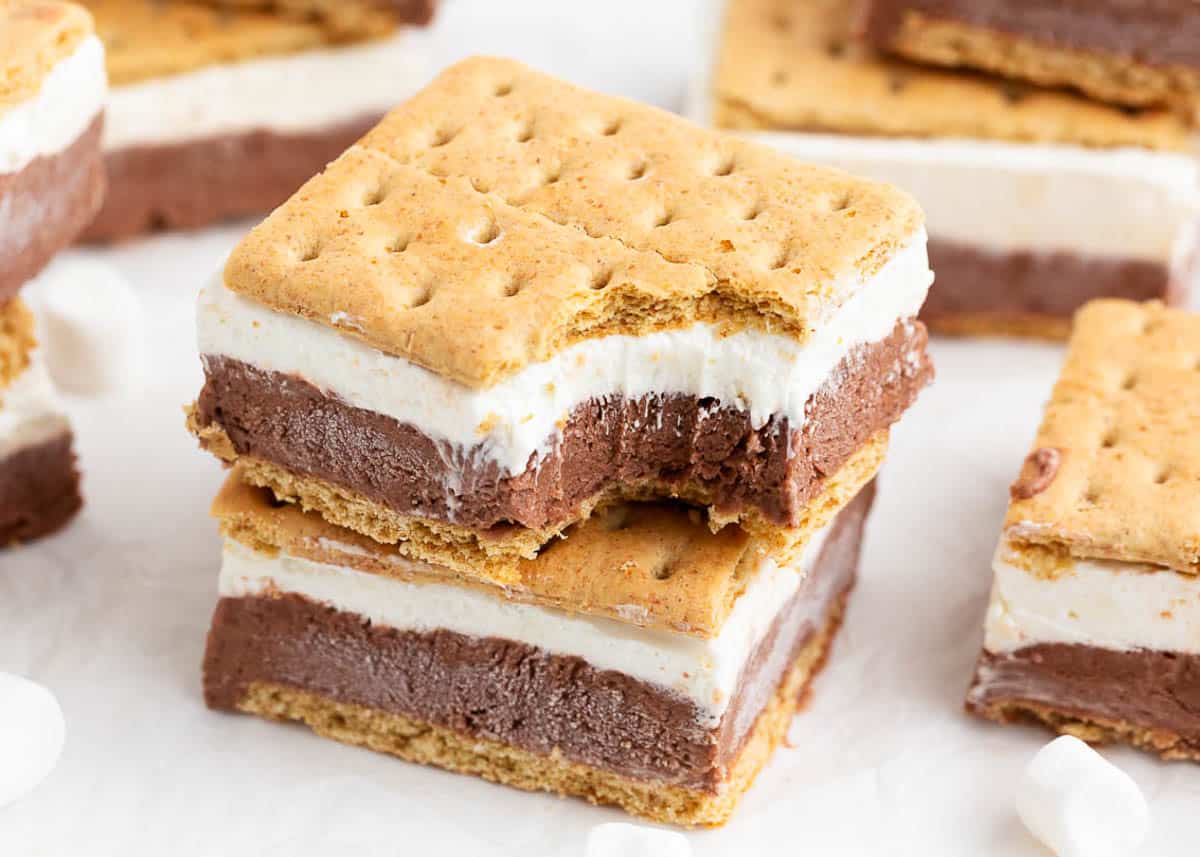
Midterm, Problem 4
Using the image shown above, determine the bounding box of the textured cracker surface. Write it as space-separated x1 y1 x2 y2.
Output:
0 1 93 116
1005 300 1200 574
231 587 849 827
201 0 424 39
211 446 880 637
881 12 1200 117
191 397 886 587
712 0 1190 151
224 55 924 388
0 298 35 392
83 0 379 86
927 312 1071 342
972 698 1200 763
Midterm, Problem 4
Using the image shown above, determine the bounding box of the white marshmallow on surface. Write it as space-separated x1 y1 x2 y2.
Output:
25 256 145 397
1017 736 1150 857
585 823 692 857
0 673 66 809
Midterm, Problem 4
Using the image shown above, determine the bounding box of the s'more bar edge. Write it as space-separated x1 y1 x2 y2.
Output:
968 300 1200 759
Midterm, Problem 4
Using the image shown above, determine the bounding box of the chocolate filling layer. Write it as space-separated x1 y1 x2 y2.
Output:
921 240 1177 323
0 116 105 300
81 115 379 243
0 432 82 546
196 319 929 531
862 0 1200 69
968 644 1200 749
203 483 873 789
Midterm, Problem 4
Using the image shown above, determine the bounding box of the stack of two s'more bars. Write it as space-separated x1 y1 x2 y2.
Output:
79 0 437 241
705 0 1200 340
0 2 106 544
188 58 935 825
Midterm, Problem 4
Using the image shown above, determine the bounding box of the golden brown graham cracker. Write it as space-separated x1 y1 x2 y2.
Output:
193 397 887 589
83 0 381 87
223 55 925 389
970 697 1200 763
232 585 851 828
926 312 1071 342
873 11 1200 119
201 0 431 39
0 1 93 116
1005 300 1200 575
712 0 1190 151
213 464 877 638
0 298 35 392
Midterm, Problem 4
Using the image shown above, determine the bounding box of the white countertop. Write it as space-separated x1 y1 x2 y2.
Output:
2 2 1198 854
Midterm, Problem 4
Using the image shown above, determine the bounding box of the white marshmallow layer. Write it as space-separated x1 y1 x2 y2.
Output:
219 518 833 727
984 540 1200 656
0 36 106 174
0 354 70 461
197 233 932 476
103 29 429 151
746 132 1200 268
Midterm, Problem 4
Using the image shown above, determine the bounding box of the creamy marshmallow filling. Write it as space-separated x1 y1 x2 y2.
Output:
104 29 429 151
745 132 1200 268
197 232 932 476
0 354 70 460
0 36 106 174
983 539 1200 656
218 520 833 727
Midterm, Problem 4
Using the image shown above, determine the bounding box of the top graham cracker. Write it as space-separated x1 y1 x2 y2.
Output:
224 56 925 389
202 0 433 39
1006 301 1200 576
84 0 365 87
0 1 93 115
712 0 1191 152
215 469 774 639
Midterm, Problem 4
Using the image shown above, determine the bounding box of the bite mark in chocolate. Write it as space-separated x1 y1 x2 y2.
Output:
1011 447 1062 500
195 320 929 532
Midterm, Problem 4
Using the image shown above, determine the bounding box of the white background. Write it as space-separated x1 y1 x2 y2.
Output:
3 1 1199 854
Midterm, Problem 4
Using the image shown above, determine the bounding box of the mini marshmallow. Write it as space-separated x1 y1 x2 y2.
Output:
1017 735 1150 857
25 256 145 396
585 823 692 857
0 673 66 808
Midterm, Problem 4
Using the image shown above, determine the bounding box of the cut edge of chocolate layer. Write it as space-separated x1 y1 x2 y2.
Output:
0 114 105 300
0 430 82 546
81 114 382 243
208 583 853 827
191 317 928 535
921 238 1182 340
967 645 1200 762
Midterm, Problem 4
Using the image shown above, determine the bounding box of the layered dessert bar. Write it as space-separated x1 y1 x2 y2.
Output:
0 0 106 301
188 56 934 580
860 0 1200 116
204 470 877 825
705 0 1200 339
967 300 1200 759
205 0 436 39
79 0 433 241
0 299 81 545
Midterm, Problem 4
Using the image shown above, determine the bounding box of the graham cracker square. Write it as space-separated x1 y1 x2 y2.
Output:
224 55 925 389
711 0 1190 151
0 1 94 114
1006 300 1200 574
